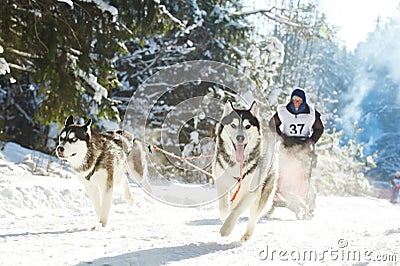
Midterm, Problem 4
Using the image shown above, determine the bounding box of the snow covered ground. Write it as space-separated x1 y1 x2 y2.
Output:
1 142 400 266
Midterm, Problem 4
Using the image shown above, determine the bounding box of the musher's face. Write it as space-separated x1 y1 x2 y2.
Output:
292 96 303 110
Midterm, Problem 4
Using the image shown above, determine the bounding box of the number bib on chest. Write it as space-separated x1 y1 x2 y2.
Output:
277 106 315 137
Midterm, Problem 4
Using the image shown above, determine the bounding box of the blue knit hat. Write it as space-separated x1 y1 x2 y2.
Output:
289 88 307 114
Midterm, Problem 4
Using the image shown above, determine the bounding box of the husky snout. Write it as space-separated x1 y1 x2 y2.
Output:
56 145 76 159
236 134 245 143
56 145 65 157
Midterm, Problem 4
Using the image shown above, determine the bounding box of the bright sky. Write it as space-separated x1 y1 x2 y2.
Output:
322 0 399 51
250 0 399 51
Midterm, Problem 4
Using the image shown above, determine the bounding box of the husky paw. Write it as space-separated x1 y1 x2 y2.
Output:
220 221 235 237
241 234 252 241
90 222 103 231
126 196 134 206
100 220 108 227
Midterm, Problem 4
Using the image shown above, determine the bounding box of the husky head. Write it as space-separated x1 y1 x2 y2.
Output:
220 100 260 163
56 115 92 167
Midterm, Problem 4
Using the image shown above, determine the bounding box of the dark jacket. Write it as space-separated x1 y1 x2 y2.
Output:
269 103 324 144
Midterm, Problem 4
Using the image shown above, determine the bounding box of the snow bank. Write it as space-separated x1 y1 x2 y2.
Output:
1 142 400 265
1 142 75 178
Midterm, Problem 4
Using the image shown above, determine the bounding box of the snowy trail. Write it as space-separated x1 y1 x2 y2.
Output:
1 144 400 265
2 181 400 265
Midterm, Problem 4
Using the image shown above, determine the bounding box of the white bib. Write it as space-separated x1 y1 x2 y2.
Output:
277 105 315 137
393 179 400 186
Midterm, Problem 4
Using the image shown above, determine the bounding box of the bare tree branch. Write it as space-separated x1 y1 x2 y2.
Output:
7 48 40 59
159 5 185 28
8 63 35 72
232 8 313 29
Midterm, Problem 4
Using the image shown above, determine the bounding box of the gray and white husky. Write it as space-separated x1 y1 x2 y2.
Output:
213 100 277 241
56 115 149 227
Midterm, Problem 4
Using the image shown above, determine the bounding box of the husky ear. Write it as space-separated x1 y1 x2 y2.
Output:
249 101 259 117
84 119 92 138
223 99 234 116
65 115 74 127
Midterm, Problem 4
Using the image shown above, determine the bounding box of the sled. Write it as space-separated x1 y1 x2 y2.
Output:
270 140 316 220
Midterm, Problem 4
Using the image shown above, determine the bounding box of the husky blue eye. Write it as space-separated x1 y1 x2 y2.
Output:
231 123 237 129
70 137 78 142
245 125 251 129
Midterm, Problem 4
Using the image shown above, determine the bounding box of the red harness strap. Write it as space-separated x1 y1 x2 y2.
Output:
230 163 243 202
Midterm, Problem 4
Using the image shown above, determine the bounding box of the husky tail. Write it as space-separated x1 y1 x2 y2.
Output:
125 137 152 194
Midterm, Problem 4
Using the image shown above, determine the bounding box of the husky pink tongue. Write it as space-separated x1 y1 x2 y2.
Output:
235 143 245 163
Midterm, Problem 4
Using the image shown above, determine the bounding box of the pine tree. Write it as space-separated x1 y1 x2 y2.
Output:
0 0 173 150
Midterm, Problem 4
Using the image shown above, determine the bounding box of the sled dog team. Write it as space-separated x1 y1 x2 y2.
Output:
56 88 323 240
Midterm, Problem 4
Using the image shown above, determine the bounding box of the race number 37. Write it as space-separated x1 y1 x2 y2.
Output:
289 123 305 134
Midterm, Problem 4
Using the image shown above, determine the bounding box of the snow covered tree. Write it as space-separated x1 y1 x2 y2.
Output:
0 0 175 150
314 126 375 196
341 15 400 181
116 0 253 101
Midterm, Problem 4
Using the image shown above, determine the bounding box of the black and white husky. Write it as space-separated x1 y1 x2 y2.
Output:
56 115 149 227
213 100 277 241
